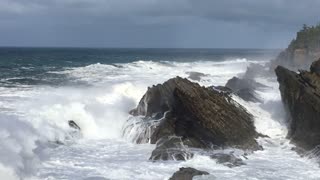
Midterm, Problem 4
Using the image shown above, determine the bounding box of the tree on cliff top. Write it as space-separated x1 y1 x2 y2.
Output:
288 23 320 51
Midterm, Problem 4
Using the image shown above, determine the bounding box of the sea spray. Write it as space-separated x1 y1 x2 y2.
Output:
1 53 320 179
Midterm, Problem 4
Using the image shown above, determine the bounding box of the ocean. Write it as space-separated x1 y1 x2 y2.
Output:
1 47 320 180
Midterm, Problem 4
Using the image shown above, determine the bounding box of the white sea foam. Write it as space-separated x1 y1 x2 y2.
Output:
1 59 320 179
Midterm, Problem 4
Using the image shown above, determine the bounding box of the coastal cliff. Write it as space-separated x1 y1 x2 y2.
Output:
272 24 320 70
275 59 320 151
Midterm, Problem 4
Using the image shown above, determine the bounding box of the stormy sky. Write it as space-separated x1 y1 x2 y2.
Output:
0 0 319 48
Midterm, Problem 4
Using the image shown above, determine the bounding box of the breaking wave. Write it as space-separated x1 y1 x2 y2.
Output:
1 59 320 179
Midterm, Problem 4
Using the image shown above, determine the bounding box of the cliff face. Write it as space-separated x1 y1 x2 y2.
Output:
275 59 320 150
272 24 320 70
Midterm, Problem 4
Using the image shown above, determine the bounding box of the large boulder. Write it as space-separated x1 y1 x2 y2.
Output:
275 60 320 150
128 77 260 160
169 167 209 180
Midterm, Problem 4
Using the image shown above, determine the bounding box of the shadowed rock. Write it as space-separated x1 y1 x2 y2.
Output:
169 167 209 180
226 77 265 91
310 59 320 74
225 77 263 102
128 77 260 160
187 71 208 81
68 120 81 130
275 59 320 151
149 136 193 161
210 153 246 168
243 63 270 79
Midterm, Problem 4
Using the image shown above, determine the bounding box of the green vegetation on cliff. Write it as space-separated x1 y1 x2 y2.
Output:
273 23 320 69
288 24 320 52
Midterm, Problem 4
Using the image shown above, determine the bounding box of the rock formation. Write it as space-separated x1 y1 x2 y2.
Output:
127 77 260 160
186 71 208 81
224 77 263 102
272 24 320 70
210 153 246 168
68 120 81 130
169 167 209 180
275 59 320 150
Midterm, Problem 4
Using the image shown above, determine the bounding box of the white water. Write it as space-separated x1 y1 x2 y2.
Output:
1 59 320 180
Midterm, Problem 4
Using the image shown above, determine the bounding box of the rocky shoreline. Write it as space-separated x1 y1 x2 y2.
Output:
275 59 320 152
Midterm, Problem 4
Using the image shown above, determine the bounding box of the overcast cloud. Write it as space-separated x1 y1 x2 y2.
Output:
0 0 319 48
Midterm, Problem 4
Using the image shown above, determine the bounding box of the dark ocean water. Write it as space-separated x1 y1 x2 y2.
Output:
0 48 280 87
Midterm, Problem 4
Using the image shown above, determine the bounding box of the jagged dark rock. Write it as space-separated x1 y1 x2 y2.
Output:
225 77 263 102
210 153 246 168
243 63 270 79
68 120 81 130
225 77 265 91
187 71 208 81
235 88 261 102
275 60 320 151
128 77 260 161
169 167 209 180
149 136 193 161
310 59 320 74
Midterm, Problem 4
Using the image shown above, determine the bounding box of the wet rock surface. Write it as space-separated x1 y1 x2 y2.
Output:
129 77 260 160
310 59 320 74
169 167 209 180
225 77 263 102
68 120 81 130
187 71 208 81
149 136 193 161
275 59 320 150
225 77 265 91
210 153 246 168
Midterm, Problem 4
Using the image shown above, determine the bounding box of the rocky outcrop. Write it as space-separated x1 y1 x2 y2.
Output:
275 59 320 150
68 120 81 130
149 136 193 161
210 153 245 168
271 24 320 70
226 77 265 91
169 167 209 180
243 63 270 79
186 71 208 81
310 60 320 74
128 77 260 160
224 77 263 102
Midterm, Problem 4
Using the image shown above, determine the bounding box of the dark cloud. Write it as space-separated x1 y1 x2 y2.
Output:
0 0 319 48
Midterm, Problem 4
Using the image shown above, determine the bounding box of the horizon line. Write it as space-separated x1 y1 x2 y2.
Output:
0 46 283 50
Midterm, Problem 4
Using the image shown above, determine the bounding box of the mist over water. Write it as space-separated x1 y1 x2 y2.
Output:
0 48 319 180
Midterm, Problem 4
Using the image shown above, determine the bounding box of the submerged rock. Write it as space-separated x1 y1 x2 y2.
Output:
226 77 265 91
210 153 246 168
68 120 81 130
128 77 260 160
186 71 208 81
169 167 209 180
243 63 270 79
149 136 193 161
275 59 320 150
